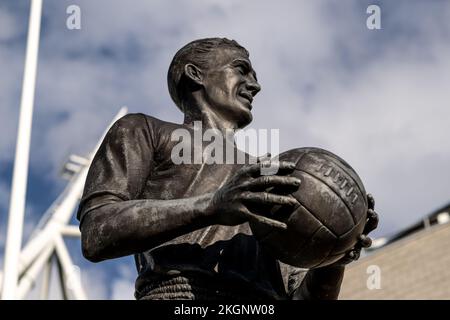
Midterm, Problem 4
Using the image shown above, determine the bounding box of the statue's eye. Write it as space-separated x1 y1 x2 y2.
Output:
236 64 247 75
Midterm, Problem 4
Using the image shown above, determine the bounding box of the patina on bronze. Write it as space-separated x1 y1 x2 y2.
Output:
77 38 378 300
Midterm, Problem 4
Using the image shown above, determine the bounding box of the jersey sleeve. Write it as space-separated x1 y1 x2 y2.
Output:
76 113 156 225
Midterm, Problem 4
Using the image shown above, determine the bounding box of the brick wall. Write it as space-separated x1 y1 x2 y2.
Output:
339 223 450 299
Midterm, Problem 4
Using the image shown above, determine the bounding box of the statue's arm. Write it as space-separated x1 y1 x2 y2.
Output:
291 266 345 300
80 193 216 262
81 160 300 263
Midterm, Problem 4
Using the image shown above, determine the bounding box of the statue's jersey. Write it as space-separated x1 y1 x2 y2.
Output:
77 113 305 299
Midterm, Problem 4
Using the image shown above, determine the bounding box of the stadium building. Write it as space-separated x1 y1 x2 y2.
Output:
340 203 450 299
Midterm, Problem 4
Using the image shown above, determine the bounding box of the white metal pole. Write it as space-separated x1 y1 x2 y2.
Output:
16 244 54 300
60 225 81 238
55 257 69 300
1 0 43 300
39 256 53 300
54 236 87 300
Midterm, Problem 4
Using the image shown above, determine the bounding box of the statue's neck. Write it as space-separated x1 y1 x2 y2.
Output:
182 96 238 134
184 112 236 132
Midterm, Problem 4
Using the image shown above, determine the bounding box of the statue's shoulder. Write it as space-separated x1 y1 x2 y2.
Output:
112 113 186 152
114 113 181 131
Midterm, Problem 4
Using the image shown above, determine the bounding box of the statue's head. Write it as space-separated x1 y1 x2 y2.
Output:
168 38 261 128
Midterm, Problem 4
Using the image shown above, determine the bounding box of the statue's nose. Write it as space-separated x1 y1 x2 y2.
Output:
247 80 261 97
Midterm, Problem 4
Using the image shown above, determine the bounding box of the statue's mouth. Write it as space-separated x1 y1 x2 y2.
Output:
238 91 253 106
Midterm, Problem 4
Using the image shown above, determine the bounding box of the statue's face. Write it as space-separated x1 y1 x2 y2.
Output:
202 48 261 128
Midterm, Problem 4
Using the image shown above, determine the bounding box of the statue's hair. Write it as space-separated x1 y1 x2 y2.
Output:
167 37 249 112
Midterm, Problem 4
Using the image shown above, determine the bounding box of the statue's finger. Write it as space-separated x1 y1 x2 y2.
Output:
367 193 375 210
348 249 361 261
359 234 372 248
364 209 379 234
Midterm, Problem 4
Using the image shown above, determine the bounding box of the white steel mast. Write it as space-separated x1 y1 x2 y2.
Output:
1 0 43 300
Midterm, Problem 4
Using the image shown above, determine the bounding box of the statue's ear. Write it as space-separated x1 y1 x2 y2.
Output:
184 63 203 86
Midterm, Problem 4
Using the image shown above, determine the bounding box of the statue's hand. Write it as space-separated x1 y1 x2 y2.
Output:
206 160 301 227
323 193 379 267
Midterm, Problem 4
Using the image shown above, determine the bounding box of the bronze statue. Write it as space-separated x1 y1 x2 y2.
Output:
77 38 378 300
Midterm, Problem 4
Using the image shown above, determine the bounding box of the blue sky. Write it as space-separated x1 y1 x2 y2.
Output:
1 0 450 299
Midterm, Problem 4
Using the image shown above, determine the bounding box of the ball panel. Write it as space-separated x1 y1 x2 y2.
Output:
315 151 367 198
292 225 337 268
296 152 367 224
316 152 368 223
250 204 323 265
286 203 324 236
248 199 297 241
255 224 318 266
332 213 367 255
291 171 354 235
315 252 346 268
276 148 308 166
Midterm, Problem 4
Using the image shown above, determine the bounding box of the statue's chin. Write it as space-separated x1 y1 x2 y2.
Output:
235 109 253 129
